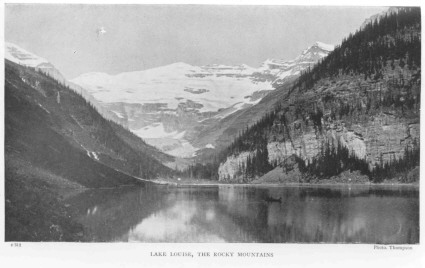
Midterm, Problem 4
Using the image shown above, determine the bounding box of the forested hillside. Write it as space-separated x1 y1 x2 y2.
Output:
188 7 421 183
6 60 174 182
5 60 175 240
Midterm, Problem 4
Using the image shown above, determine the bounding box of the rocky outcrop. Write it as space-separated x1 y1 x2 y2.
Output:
266 113 417 168
218 61 420 182
267 131 321 164
218 151 254 182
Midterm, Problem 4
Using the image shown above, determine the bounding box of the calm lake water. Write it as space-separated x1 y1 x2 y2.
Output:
67 184 419 243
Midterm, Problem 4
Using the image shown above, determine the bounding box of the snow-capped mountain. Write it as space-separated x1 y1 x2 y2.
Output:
258 41 334 85
72 41 334 157
5 42 122 123
73 62 268 114
5 42 66 83
5 42 49 67
4 41 333 158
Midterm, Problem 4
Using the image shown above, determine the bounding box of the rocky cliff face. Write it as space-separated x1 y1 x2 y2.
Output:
218 60 420 181
218 152 254 182
217 7 421 183
265 113 417 168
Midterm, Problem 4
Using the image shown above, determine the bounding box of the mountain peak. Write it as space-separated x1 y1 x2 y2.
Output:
5 42 49 67
166 62 195 69
295 41 334 63
5 42 68 84
312 41 335 51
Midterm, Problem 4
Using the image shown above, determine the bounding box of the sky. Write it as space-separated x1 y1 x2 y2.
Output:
5 5 387 79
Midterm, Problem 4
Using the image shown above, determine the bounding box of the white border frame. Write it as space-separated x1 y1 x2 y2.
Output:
1 1 424 267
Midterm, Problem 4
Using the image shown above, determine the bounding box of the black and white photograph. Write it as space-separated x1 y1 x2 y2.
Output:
1 1 423 267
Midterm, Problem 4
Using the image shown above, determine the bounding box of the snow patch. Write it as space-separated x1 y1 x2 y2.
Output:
167 141 198 158
86 151 100 161
132 123 185 140
111 110 124 119
314 41 335 52
71 41 332 114
91 152 99 160
36 102 50 114
5 42 49 67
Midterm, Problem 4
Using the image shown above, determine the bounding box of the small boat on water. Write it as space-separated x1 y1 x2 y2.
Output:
264 196 282 203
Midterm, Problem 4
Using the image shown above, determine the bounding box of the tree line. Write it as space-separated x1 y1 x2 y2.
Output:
184 7 421 182
295 7 421 90
11 62 174 180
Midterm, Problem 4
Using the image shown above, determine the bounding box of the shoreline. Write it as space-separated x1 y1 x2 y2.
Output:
110 166 419 189
150 178 419 188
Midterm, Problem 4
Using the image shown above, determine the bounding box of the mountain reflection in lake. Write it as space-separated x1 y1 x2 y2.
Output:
67 184 419 243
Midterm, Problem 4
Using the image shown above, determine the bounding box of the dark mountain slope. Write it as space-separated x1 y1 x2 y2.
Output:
5 60 174 240
6 60 174 184
214 7 420 183
109 121 174 164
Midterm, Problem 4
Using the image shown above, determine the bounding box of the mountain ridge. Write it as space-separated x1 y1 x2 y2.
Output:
213 7 420 183
5 59 174 182
70 41 333 157
5 59 176 240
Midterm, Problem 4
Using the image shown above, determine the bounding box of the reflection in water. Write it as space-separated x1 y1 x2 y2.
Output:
127 201 225 242
67 184 419 243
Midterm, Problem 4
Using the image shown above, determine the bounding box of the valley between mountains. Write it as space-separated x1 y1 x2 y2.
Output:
4 6 420 242
6 7 420 186
70 41 334 158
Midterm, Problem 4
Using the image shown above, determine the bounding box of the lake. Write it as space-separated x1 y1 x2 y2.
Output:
66 184 419 243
